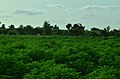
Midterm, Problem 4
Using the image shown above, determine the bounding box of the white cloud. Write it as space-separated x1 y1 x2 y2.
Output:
86 14 97 17
13 9 45 16
80 5 120 10
0 15 13 18
48 4 65 9
48 4 73 12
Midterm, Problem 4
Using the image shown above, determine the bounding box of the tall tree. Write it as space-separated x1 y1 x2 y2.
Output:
43 21 53 35
66 23 72 30
1 24 5 29
66 23 72 35
106 26 110 32
0 24 6 34
53 25 59 35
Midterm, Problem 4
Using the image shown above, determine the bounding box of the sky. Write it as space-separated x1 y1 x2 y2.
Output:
0 0 120 29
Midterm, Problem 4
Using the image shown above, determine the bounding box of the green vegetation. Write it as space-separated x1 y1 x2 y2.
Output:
0 21 120 36
0 35 120 79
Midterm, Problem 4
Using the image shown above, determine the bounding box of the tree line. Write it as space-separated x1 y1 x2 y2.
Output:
0 21 120 36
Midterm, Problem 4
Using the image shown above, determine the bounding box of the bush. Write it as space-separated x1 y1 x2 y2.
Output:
7 30 19 35
23 60 81 79
83 67 120 79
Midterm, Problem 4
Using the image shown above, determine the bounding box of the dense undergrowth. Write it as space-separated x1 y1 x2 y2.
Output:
0 35 120 79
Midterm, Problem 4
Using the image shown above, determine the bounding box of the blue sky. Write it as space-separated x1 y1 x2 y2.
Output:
0 0 120 29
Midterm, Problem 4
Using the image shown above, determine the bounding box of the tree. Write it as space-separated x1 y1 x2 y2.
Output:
24 25 34 35
1 24 5 29
7 24 18 35
110 29 120 36
90 27 101 36
0 24 6 34
66 23 72 30
106 26 110 32
70 23 85 36
101 26 111 36
66 23 72 35
17 25 25 35
19 25 24 29
53 25 59 35
7 29 18 35
43 21 53 35
9 24 15 30
100 26 111 36
34 27 44 35
91 27 100 31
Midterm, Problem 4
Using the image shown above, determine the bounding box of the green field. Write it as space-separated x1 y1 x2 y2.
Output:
0 35 120 79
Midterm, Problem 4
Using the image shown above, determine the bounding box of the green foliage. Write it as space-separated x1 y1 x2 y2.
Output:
7 30 19 35
83 67 120 79
1 21 120 36
23 60 80 79
0 36 120 79
12 43 27 49
43 21 53 35
66 52 94 75
27 48 53 61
